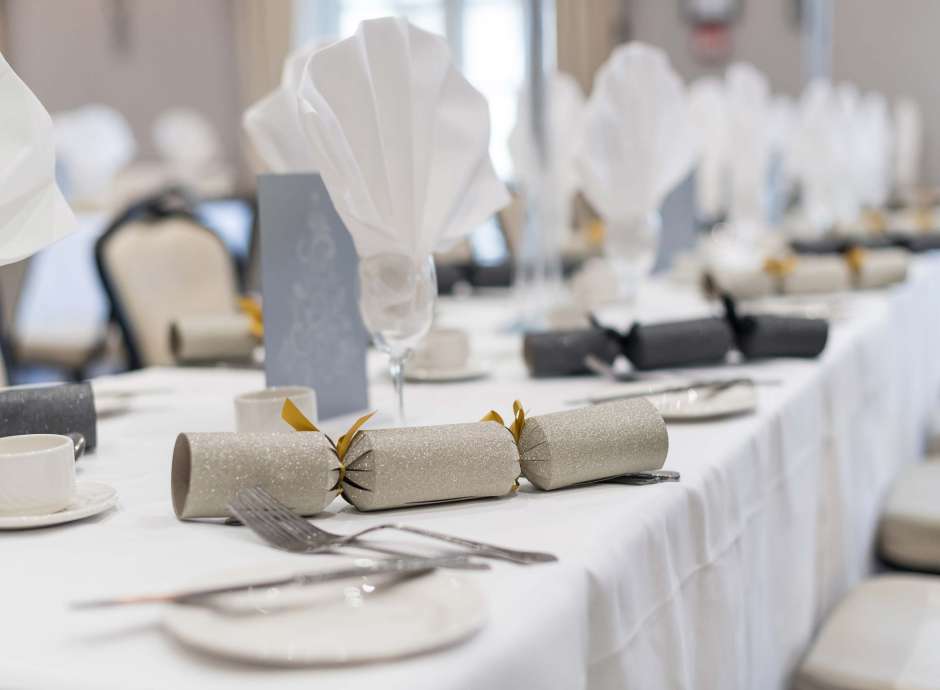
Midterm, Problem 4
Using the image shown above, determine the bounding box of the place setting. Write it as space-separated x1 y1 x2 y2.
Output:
4 4 940 690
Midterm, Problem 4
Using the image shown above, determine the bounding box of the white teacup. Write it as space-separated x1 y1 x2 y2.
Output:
0 434 76 516
410 328 471 372
234 386 317 433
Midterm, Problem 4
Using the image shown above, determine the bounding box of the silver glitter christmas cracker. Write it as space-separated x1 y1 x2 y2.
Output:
171 432 340 519
0 382 97 449
853 248 909 289
781 256 852 295
518 399 668 491
169 314 257 364
341 422 520 511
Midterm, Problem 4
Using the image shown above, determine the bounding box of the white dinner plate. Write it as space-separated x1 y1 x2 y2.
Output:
0 481 117 529
404 361 490 383
164 567 486 666
647 380 758 421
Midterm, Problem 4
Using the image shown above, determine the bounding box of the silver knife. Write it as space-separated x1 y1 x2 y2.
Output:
71 555 485 610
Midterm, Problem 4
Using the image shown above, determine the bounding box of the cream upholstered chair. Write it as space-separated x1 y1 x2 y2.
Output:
96 212 240 368
878 463 940 573
794 575 940 690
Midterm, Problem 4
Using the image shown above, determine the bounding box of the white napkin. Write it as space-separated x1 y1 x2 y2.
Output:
578 43 694 229
508 71 585 219
724 63 771 237
152 108 220 172
53 104 136 204
0 53 75 265
856 92 891 210
790 79 839 236
243 40 332 173
893 97 922 199
297 18 509 263
832 82 863 229
687 77 729 220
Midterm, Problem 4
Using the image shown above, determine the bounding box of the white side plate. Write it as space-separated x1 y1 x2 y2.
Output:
164 567 486 666
0 481 117 529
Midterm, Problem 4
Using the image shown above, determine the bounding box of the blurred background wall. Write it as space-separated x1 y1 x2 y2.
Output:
0 0 936 185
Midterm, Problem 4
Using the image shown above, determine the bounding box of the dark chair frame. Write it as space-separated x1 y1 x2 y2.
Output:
94 187 240 371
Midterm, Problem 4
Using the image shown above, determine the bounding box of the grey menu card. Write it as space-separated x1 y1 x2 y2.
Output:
258 173 369 419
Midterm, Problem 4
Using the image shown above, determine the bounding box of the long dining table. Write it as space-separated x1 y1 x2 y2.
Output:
5 255 940 690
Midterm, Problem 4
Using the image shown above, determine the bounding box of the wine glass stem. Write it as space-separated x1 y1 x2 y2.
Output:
389 354 406 426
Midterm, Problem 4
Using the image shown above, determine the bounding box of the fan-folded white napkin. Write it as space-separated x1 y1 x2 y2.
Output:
243 40 331 173
688 77 729 220
297 17 509 263
893 97 922 199
857 92 890 210
578 43 694 231
53 104 135 205
725 63 771 237
0 53 75 265
790 79 839 236
508 71 584 218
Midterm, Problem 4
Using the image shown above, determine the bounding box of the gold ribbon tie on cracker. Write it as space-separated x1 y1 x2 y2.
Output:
481 399 526 490
238 297 264 339
281 398 374 489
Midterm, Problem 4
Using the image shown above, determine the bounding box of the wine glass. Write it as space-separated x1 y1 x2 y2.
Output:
604 210 661 306
357 253 437 426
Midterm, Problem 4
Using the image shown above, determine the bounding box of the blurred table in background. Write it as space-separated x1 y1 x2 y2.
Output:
3 257 940 690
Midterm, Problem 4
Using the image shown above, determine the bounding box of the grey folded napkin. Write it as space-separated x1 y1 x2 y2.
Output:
0 382 97 449
171 432 340 519
523 328 621 377
341 422 520 511
169 314 258 364
622 318 733 370
518 399 669 490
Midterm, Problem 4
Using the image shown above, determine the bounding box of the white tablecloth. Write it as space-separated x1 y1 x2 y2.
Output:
4 257 940 690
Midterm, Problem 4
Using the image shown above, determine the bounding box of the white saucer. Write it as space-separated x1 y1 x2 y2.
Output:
405 361 490 383
0 481 118 530
648 381 758 421
164 567 486 666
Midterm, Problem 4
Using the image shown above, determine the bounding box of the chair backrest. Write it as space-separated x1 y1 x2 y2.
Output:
0 258 30 373
96 212 240 368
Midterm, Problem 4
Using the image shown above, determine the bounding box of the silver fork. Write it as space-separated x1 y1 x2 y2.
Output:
226 492 481 568
232 488 558 566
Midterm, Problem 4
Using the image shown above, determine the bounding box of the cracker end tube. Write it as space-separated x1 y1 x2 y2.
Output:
519 399 669 491
171 432 340 519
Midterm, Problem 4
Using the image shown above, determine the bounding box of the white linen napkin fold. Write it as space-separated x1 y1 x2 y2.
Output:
725 63 771 237
243 40 331 173
53 104 135 205
297 17 509 263
508 70 585 217
893 97 922 199
688 77 729 220
0 53 76 265
577 43 694 230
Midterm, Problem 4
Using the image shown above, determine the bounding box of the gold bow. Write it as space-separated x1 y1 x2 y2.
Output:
281 398 375 489
845 246 866 273
481 400 526 491
763 256 797 278
238 297 264 339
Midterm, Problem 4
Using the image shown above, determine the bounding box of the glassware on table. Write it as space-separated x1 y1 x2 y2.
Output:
604 210 662 307
357 253 437 426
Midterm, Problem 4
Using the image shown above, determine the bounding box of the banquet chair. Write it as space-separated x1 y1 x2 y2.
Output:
0 258 106 382
95 194 241 369
877 462 940 573
793 575 940 690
